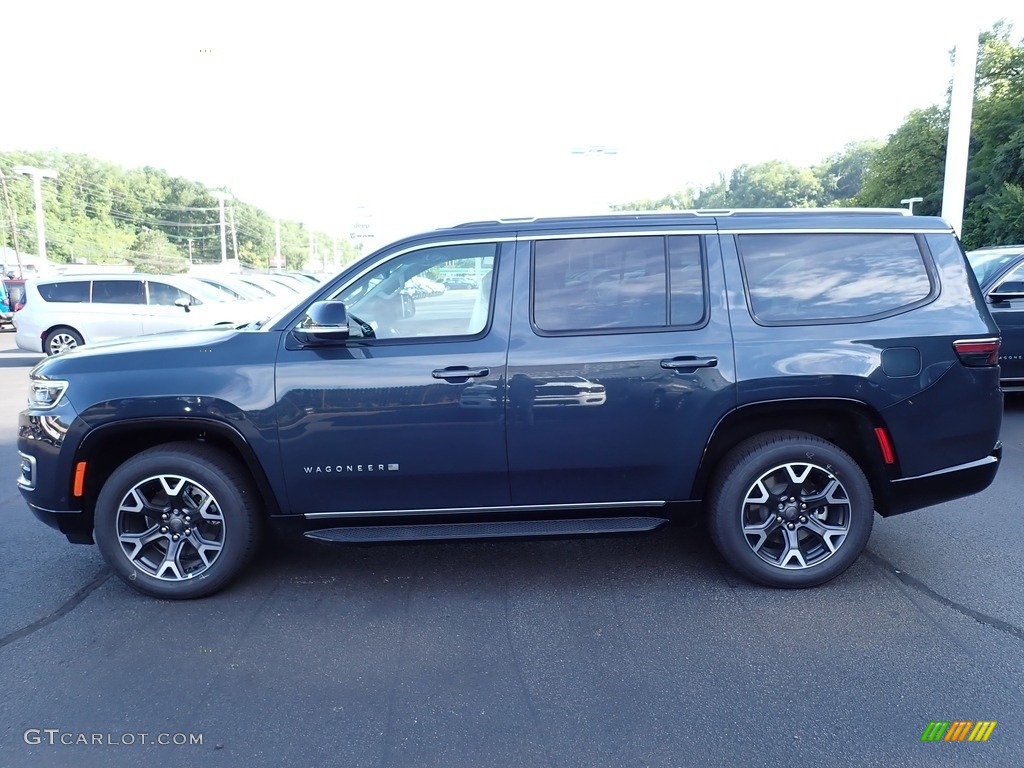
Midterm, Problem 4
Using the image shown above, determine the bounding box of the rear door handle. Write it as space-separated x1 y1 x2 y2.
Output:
432 367 490 380
660 356 718 370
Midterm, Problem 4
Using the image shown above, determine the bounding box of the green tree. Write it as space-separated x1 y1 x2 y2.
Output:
719 160 825 208
856 106 948 215
815 140 883 203
127 228 188 274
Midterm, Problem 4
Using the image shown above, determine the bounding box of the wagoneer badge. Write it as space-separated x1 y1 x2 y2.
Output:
303 464 400 474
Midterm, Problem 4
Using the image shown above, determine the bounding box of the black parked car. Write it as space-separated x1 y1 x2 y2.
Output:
966 245 1024 390
18 210 1003 598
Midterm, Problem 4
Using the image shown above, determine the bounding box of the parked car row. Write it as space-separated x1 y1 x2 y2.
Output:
11 272 317 355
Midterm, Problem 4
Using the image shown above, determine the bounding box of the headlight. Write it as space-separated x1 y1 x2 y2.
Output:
28 377 69 410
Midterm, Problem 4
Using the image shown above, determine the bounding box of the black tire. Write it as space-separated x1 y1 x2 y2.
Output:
707 431 874 588
43 326 84 355
94 442 262 599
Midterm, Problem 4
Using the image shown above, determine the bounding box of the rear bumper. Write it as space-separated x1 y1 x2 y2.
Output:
880 444 1002 517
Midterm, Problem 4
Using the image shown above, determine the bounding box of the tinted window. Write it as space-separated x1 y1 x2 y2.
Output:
92 280 145 304
148 281 199 306
334 243 498 339
38 280 90 303
668 235 706 325
966 250 1024 288
533 236 668 332
738 233 934 323
992 262 1024 291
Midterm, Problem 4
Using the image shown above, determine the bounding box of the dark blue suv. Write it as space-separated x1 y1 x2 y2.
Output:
17 210 1003 598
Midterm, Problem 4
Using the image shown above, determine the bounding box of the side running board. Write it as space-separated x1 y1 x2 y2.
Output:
304 517 667 543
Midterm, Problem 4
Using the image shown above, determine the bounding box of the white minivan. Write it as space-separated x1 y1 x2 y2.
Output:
14 273 268 355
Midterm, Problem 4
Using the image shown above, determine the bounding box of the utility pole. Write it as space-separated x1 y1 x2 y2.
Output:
211 191 230 265
12 165 58 263
0 171 24 277
228 205 240 268
187 237 194 265
308 228 315 271
275 217 282 270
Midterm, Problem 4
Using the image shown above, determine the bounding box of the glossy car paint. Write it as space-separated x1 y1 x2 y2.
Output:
17 212 1003 547
966 245 1024 387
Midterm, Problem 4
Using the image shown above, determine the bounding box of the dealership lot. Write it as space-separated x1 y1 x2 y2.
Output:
0 330 1022 767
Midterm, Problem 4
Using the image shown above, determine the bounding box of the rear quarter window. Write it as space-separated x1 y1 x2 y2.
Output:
737 233 937 324
37 281 90 303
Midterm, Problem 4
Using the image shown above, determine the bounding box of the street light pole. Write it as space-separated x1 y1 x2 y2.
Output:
211 191 231 265
12 165 58 263
900 196 923 214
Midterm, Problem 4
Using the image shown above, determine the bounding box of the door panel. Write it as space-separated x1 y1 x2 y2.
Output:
506 233 736 506
275 241 513 515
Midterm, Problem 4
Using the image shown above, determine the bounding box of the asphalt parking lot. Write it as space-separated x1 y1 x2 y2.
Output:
0 329 1022 768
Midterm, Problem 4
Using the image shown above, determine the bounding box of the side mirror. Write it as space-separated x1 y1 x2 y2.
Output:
174 297 192 313
990 281 1024 302
292 301 350 345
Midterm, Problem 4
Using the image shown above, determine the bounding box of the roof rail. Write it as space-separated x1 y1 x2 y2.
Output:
447 207 912 228
689 207 911 216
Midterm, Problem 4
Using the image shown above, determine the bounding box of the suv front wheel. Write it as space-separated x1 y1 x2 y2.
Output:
708 431 874 588
94 443 262 599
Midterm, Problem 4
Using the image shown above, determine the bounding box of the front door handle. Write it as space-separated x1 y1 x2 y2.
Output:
660 356 718 370
432 367 490 381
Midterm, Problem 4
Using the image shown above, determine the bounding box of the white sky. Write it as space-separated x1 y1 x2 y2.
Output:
3 0 1023 244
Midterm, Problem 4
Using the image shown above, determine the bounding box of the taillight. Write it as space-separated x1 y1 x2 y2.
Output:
953 338 1000 367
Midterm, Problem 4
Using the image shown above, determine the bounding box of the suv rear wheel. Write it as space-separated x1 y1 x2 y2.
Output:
94 443 262 599
708 431 874 588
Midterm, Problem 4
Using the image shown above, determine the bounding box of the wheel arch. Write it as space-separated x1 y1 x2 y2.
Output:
692 399 897 514
74 417 283 534
43 324 86 348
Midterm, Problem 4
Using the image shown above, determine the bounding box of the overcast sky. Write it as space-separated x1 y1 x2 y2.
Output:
3 0 1023 243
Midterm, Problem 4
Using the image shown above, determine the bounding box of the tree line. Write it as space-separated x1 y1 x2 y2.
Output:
614 21 1024 249
0 151 361 274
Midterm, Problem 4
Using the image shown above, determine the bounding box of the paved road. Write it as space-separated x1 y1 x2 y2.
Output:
0 328 1021 767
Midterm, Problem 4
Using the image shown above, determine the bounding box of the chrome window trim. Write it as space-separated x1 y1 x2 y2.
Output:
720 228 951 235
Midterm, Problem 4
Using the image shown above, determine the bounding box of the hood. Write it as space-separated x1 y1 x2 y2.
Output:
31 325 253 374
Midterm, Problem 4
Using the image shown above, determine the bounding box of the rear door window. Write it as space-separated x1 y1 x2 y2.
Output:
532 235 707 333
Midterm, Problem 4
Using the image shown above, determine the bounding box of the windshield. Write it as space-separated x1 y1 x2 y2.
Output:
966 250 1024 287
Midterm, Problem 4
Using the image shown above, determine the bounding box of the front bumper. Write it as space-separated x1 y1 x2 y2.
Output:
18 406 92 544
